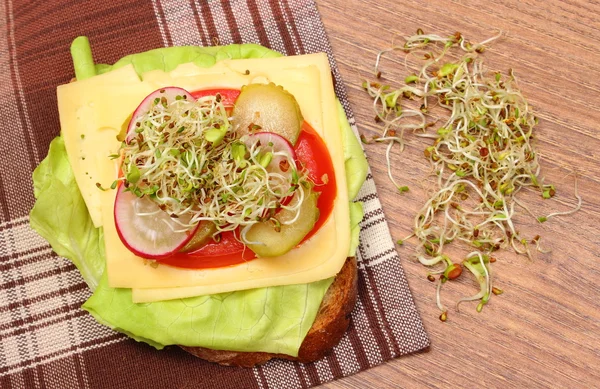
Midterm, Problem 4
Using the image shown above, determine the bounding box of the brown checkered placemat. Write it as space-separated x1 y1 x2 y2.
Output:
0 1 429 388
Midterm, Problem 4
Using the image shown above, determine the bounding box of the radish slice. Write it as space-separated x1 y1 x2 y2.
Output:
114 184 198 259
126 87 194 143
243 132 297 172
243 132 298 208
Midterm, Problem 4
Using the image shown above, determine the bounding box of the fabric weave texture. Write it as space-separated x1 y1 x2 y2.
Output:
0 1 429 388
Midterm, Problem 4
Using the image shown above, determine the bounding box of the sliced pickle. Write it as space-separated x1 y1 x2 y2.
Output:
232 83 303 145
181 220 217 252
245 190 320 257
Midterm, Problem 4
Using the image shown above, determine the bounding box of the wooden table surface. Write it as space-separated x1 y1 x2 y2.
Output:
318 0 600 388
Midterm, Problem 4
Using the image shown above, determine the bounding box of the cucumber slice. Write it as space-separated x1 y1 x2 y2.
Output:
245 189 319 257
181 221 217 252
232 83 303 145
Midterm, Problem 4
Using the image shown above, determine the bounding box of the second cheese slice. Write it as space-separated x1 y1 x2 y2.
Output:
83 53 349 297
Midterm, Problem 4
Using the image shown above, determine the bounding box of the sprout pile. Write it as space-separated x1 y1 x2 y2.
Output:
361 31 581 320
119 93 307 241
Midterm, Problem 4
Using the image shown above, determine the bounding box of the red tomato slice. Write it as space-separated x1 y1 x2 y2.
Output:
151 89 337 270
294 122 337 242
191 89 240 106
157 230 255 269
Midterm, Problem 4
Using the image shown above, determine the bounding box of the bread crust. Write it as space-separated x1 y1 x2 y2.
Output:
180 256 358 367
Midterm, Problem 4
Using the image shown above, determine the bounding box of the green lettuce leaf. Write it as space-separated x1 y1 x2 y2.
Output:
97 44 281 77
337 101 368 256
85 271 331 353
30 41 367 356
348 202 364 256
338 101 368 201
30 137 105 290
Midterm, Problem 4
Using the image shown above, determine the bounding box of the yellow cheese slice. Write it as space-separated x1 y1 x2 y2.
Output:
132 218 339 302
57 65 153 227
129 56 350 301
60 53 350 299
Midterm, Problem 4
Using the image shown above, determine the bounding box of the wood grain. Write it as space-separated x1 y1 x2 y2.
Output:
317 0 600 387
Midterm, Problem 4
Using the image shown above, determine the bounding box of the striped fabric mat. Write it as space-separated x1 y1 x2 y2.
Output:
0 1 429 388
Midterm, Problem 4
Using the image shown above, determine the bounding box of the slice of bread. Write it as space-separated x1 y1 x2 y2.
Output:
180 256 358 367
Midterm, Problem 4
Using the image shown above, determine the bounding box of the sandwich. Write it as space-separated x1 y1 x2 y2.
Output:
30 36 368 367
